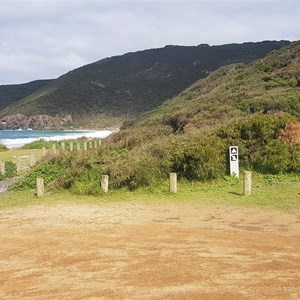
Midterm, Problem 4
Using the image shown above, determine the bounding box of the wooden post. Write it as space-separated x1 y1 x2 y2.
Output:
61 142 65 152
29 152 35 167
42 147 46 157
101 175 109 193
89 141 93 149
0 160 5 175
243 171 252 196
94 140 98 149
98 139 102 147
36 177 44 197
51 144 57 155
83 142 87 151
170 172 177 193
70 141 74 152
16 156 22 174
76 142 81 151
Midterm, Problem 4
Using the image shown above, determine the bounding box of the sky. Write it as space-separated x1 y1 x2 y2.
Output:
0 0 299 85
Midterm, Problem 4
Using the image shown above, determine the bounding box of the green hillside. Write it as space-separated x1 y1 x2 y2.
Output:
133 41 300 131
0 41 289 128
0 80 52 111
12 42 300 195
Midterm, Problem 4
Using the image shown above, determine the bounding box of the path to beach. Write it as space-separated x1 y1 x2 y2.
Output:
0 177 18 193
0 202 299 299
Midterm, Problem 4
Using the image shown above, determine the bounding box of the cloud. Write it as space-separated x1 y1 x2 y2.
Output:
0 0 299 84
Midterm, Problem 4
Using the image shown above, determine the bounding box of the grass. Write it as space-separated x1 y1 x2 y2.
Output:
0 148 42 163
1 174 299 213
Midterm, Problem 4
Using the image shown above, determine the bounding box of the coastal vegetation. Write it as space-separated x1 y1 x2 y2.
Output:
0 161 16 181
0 144 8 152
1 41 299 202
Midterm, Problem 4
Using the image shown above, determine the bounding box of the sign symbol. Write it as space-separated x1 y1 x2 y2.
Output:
231 148 237 154
231 155 237 161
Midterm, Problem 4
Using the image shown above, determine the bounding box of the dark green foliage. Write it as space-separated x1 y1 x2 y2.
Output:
0 41 289 128
70 168 104 195
0 161 16 181
216 114 300 174
22 140 59 150
171 135 226 180
134 41 300 131
0 80 52 111
0 144 8 152
5 161 17 178
11 158 65 190
107 125 173 150
256 140 292 174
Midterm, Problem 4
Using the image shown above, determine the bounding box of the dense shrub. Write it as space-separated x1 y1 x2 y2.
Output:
256 140 292 174
12 113 300 193
11 158 65 190
107 125 173 150
171 134 226 181
0 161 17 181
22 140 60 150
107 150 169 190
0 144 8 152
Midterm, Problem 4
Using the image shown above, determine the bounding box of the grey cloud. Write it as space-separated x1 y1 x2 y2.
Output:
0 0 299 84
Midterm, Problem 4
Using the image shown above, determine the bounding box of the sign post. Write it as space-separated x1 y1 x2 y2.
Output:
229 146 239 178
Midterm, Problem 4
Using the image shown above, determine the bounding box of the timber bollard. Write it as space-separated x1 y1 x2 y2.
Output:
42 147 47 157
0 160 5 175
89 141 93 149
76 142 81 151
29 152 35 167
70 142 74 152
94 140 98 149
98 139 102 147
51 144 57 155
243 171 252 196
101 175 109 193
36 177 44 197
170 172 177 193
61 142 65 152
16 156 22 174
83 142 87 151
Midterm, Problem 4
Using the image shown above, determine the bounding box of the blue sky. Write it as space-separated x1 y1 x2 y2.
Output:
0 0 299 85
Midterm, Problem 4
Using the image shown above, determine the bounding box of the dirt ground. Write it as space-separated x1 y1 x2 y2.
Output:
0 202 299 300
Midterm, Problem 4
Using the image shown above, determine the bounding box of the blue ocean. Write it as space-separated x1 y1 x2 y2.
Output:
0 130 112 148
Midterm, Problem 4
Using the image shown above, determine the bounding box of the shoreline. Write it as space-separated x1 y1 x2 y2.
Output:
0 129 117 149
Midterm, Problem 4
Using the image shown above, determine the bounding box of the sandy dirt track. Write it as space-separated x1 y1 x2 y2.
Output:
0 202 299 299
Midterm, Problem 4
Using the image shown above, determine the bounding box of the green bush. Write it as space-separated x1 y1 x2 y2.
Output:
0 161 17 181
257 140 291 174
0 144 8 152
70 168 104 195
107 152 168 190
171 135 226 181
11 159 65 190
22 140 60 150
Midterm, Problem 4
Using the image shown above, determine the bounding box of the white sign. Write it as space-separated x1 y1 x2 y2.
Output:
229 146 239 178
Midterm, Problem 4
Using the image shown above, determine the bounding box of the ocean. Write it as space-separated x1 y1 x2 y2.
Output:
0 130 113 148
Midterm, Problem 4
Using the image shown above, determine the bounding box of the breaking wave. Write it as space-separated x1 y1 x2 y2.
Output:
0 130 113 149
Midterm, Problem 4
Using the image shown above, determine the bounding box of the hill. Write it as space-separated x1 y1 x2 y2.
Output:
0 80 52 111
0 41 290 128
133 41 300 132
11 42 300 194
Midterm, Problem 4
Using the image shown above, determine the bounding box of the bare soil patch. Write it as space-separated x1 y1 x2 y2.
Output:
0 202 299 299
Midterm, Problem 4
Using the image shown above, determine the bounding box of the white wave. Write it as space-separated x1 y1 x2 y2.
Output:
1 130 113 149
